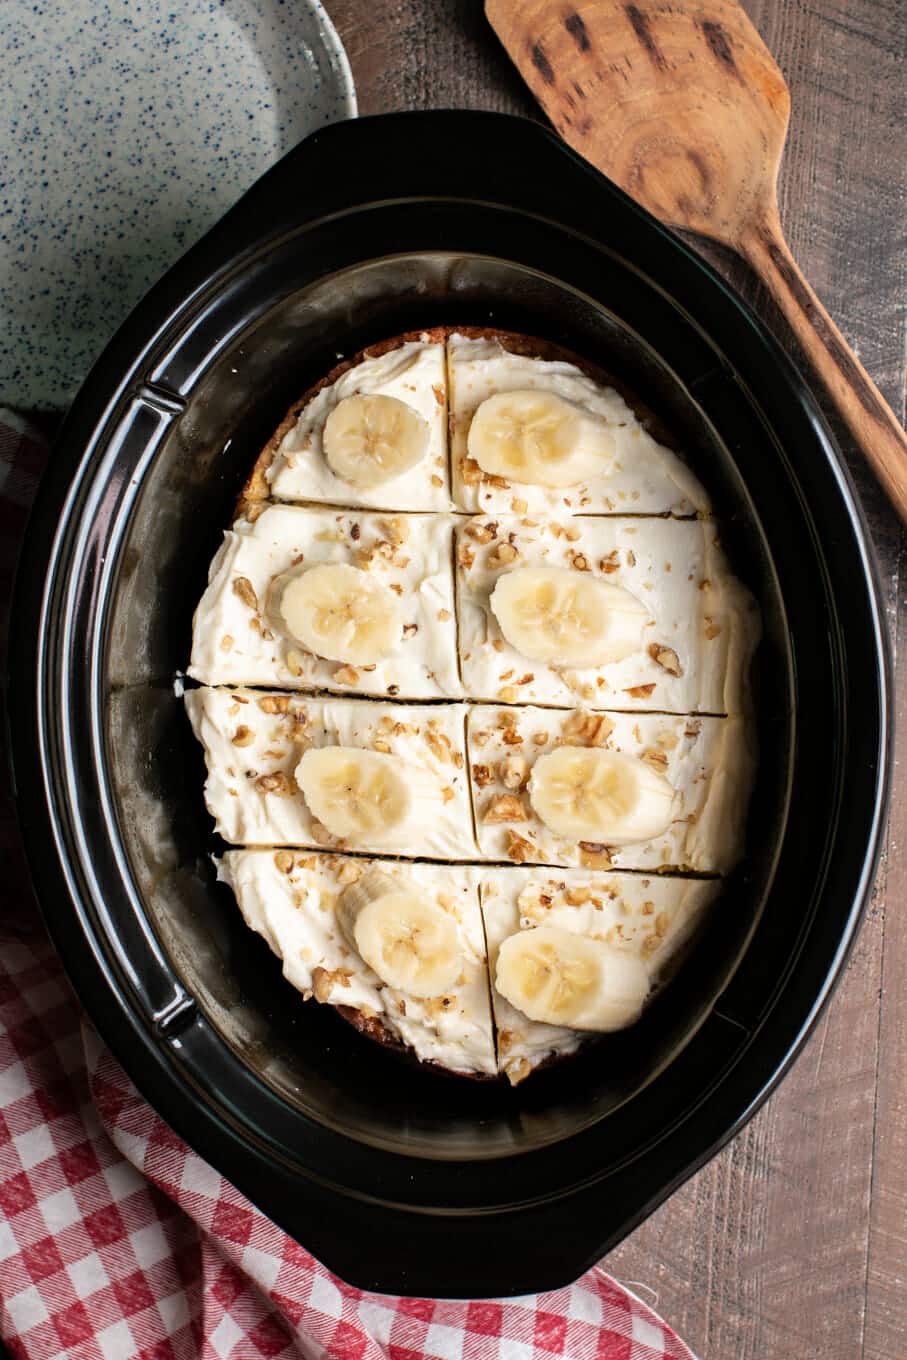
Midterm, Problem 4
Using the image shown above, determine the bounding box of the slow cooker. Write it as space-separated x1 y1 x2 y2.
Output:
9 111 890 1297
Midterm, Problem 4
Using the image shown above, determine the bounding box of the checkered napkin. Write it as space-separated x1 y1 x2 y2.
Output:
0 411 696 1360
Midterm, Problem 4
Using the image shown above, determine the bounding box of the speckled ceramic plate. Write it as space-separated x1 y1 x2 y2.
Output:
1 0 357 410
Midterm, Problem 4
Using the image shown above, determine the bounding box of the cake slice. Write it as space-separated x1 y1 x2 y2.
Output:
247 330 450 512
219 851 495 1076
189 504 461 699
455 514 759 714
186 690 476 859
467 704 754 873
447 330 708 516
480 867 720 1084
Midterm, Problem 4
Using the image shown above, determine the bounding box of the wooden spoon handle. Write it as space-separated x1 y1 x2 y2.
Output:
740 209 907 520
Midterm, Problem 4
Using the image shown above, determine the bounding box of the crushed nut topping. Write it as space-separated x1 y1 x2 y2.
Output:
488 541 518 568
599 550 620 574
255 772 293 796
232 576 259 610
564 886 593 906
333 665 359 686
231 725 255 747
312 966 353 1002
402 623 418 639
219 634 234 652
425 727 453 763
704 616 722 639
457 543 475 569
579 842 613 868
258 694 291 715
461 457 482 486
286 650 304 677
506 830 539 863
499 755 529 790
648 643 683 676
623 683 656 699
466 520 498 543
472 763 495 788
274 850 294 874
641 748 669 771
563 711 614 747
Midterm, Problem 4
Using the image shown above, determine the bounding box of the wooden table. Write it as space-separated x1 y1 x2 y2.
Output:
326 2 906 1355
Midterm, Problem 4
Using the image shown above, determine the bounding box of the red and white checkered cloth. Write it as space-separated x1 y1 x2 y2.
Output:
0 411 697 1360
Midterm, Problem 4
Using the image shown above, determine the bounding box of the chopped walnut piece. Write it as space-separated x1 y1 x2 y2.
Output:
471 729 491 748
438 608 451 622
309 819 333 844
286 650 304 677
425 727 453 763
623 683 656 699
511 498 528 514
498 1028 513 1054
461 457 482 486
506 1057 533 1086
232 576 259 610
337 860 361 885
312 966 353 1002
258 694 291 714
332 665 359 686
506 830 539 863
499 755 529 790
641 748 669 771
472 763 495 788
457 543 475 569
704 616 722 639
255 772 293 796
466 520 498 543
641 900 655 916
431 474 444 487
564 525 582 543
600 551 620 574
274 850 294 874
441 786 455 804
570 552 591 571
563 711 614 747
684 718 703 738
642 935 661 958
231 725 255 747
499 686 519 703
626 549 637 567
648 643 683 676
564 886 593 906
432 383 445 407
488 541 518 568
579 842 613 868
532 731 549 746
219 634 234 652
501 725 523 746
402 623 418 639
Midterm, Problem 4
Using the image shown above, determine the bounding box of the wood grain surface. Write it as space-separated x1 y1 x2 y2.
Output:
326 1 906 1355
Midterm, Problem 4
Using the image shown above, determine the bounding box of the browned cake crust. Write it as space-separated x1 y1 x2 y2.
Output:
334 1005 496 1082
236 325 675 520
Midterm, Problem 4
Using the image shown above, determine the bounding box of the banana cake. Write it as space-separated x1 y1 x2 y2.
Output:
185 326 760 1083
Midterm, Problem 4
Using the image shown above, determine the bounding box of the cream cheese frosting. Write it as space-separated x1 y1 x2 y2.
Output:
185 690 476 859
218 852 495 1075
266 338 451 511
447 333 709 516
188 504 461 698
456 514 760 714
467 704 754 873
481 867 720 1083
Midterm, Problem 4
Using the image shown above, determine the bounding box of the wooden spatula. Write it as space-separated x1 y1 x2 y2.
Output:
486 0 907 520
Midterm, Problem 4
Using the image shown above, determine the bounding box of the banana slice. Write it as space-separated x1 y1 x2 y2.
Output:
495 925 649 1030
323 393 430 487
467 389 612 487
490 566 649 667
295 747 440 845
529 746 675 845
273 562 401 665
339 868 460 996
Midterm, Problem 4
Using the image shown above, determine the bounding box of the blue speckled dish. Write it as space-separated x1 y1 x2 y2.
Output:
1 0 357 409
